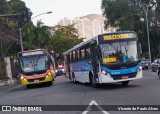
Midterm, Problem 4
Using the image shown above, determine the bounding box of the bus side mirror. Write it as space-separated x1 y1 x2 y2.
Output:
15 71 20 78
15 59 19 66
16 75 19 78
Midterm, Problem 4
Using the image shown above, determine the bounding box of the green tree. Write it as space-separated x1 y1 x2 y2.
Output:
23 20 52 50
101 0 159 60
50 25 83 54
0 0 31 57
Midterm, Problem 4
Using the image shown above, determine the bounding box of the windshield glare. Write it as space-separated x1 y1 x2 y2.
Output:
19 56 49 72
100 41 140 64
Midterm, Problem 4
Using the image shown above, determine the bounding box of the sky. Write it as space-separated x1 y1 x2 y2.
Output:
21 0 102 26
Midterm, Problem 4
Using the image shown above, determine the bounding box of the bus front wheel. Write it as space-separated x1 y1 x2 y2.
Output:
27 85 31 89
121 81 129 86
90 74 101 88
48 81 52 86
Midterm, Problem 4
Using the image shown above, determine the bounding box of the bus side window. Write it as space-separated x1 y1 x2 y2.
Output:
78 49 81 61
70 53 72 63
68 54 70 63
75 50 79 61
81 48 85 60
73 51 75 62
85 46 91 59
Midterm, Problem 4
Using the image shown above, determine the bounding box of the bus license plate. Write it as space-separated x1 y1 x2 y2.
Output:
122 76 129 79
34 79 39 82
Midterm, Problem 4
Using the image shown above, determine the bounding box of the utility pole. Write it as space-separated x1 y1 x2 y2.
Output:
134 0 156 64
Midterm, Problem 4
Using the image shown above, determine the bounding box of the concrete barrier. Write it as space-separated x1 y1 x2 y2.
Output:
0 57 18 87
0 78 18 87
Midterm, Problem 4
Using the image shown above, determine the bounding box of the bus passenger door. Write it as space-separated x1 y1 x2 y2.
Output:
91 44 99 83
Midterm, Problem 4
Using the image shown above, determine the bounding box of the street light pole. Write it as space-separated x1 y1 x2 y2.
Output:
134 0 153 65
20 11 52 51
31 11 52 20
145 8 152 64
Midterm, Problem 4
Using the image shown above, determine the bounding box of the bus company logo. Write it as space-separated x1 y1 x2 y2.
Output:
2 106 11 111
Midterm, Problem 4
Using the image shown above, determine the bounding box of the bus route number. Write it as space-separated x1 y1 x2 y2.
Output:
103 57 117 63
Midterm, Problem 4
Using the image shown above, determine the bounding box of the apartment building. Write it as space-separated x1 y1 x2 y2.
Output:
58 14 116 40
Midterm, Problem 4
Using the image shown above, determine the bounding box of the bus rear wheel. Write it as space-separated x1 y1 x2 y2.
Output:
121 81 129 86
72 73 78 84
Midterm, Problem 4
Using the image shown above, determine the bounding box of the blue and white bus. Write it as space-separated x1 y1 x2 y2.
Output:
64 31 143 87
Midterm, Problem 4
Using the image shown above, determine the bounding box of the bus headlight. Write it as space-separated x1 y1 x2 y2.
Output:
20 76 26 81
21 76 24 80
48 72 51 76
102 71 111 78
137 66 142 73
102 70 107 75
46 72 51 78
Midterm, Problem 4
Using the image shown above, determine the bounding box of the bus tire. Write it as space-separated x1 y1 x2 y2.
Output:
72 73 78 84
27 85 31 89
48 81 52 86
90 74 101 88
121 81 129 86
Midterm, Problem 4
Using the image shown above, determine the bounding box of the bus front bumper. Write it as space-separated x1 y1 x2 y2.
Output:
98 70 143 84
20 75 53 86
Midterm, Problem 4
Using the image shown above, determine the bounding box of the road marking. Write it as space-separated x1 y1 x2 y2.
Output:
82 100 110 114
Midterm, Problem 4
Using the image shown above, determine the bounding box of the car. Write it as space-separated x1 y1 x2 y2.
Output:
55 66 65 76
151 58 160 72
141 59 150 70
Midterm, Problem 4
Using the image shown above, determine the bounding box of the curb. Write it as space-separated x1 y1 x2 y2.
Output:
0 79 18 87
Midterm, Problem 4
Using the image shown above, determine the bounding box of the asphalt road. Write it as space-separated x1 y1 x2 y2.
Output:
0 70 160 114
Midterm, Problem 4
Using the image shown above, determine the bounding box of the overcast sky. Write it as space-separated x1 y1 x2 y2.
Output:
21 0 102 26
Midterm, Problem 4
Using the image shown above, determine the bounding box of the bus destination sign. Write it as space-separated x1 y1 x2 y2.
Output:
22 51 44 56
103 33 136 41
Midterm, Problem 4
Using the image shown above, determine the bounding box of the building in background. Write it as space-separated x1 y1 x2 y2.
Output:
57 14 116 41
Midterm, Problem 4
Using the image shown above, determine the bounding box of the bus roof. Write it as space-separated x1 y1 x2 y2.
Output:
102 31 136 35
63 31 136 55
18 49 47 57
63 35 98 55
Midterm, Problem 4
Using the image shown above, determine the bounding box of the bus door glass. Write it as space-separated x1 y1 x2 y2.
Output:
90 44 99 82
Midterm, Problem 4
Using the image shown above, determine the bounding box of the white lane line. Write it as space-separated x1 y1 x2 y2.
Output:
82 100 110 114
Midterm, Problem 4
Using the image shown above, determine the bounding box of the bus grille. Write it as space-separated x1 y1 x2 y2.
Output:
112 72 137 80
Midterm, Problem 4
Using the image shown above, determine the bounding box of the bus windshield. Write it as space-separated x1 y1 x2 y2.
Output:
100 40 140 64
19 55 49 73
